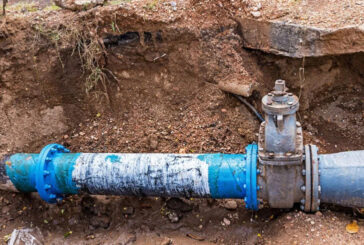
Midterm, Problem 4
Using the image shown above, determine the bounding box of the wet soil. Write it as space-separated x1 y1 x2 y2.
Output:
0 0 363 244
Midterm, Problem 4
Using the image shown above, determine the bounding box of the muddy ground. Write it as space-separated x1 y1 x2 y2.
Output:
0 0 364 244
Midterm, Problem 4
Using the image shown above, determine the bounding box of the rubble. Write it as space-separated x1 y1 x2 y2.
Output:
8 228 44 245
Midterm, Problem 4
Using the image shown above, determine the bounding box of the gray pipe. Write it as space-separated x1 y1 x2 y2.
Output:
319 150 364 207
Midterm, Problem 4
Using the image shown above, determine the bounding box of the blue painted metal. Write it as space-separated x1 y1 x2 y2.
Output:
3 143 260 210
51 152 80 195
202 154 246 198
245 144 259 210
206 144 259 210
319 150 364 208
199 144 259 210
6 144 79 203
35 144 72 203
6 154 37 192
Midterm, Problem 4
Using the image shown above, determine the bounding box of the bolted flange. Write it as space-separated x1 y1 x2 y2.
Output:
303 144 320 212
35 143 70 203
244 144 259 211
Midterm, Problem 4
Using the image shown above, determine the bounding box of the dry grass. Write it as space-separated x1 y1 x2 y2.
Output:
32 19 117 105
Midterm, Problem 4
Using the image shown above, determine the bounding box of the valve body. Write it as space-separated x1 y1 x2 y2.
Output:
257 80 305 209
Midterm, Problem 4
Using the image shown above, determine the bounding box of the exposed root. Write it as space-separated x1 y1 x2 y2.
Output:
2 0 7 16
31 20 116 106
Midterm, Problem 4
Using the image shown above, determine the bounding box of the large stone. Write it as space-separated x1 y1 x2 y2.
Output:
220 200 238 210
239 18 364 57
54 0 106 11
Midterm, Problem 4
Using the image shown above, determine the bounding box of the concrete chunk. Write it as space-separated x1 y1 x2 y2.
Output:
239 18 364 57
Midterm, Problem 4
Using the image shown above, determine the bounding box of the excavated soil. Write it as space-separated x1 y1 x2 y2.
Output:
0 0 363 244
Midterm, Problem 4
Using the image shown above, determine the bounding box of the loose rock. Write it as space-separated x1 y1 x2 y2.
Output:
168 211 180 223
251 11 261 18
220 200 238 210
121 71 131 79
221 218 231 226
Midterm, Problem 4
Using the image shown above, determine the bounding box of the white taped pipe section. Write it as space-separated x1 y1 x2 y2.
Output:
72 153 211 197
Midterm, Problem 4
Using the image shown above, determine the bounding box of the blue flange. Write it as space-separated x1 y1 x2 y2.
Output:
244 144 259 210
35 144 70 203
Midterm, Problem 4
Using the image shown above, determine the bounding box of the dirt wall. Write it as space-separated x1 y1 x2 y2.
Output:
0 2 363 244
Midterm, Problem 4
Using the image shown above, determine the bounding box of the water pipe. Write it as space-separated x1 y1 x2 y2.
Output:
0 80 363 212
0 144 259 209
319 151 364 208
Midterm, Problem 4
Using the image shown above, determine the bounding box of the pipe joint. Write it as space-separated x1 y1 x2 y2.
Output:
35 144 70 203
302 145 320 212
244 144 259 210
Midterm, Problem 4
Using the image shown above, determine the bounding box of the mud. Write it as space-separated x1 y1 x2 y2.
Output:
0 0 363 244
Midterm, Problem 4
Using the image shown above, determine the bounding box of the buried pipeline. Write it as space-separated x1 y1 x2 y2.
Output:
1 80 364 212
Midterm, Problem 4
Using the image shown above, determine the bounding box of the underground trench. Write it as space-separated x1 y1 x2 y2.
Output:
1 15 363 213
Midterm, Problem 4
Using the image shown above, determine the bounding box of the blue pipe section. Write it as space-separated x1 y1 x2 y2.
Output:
3 144 259 210
319 150 364 208
5 145 80 202
200 144 259 209
5 153 37 193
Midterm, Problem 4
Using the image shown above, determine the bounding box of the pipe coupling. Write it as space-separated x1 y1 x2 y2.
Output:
35 144 70 203
302 144 320 212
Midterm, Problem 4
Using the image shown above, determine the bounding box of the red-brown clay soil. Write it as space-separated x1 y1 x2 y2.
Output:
0 0 363 244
